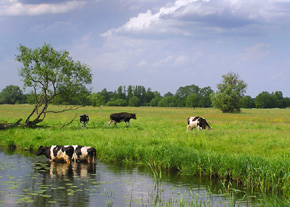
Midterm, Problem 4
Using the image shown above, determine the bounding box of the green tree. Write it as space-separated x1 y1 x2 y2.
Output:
199 86 214 107
186 93 199 107
149 91 162 106
53 85 91 105
241 96 255 108
90 93 104 107
0 85 25 104
117 86 126 100
144 88 155 106
15 43 92 127
158 96 175 107
255 91 276 108
129 96 141 107
106 99 127 106
175 84 200 107
127 85 133 101
211 72 247 113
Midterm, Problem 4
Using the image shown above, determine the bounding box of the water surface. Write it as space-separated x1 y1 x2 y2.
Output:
0 149 254 206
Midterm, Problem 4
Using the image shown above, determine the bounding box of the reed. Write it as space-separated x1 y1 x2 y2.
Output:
1 105 290 200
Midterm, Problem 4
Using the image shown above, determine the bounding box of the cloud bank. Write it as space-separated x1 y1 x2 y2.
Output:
102 0 290 37
0 0 86 16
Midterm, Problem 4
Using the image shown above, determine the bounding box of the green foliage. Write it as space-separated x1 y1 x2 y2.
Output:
186 93 199 107
211 72 247 113
0 85 25 104
90 93 104 107
241 95 256 108
158 96 175 107
15 43 92 125
16 43 92 101
106 99 127 106
128 96 141 107
255 91 290 108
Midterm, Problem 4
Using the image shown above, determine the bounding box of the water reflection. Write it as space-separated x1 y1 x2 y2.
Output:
0 149 255 206
43 162 97 178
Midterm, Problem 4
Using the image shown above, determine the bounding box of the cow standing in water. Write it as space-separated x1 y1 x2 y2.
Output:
187 116 212 131
80 114 89 128
108 112 137 127
37 145 97 164
36 145 74 164
71 145 97 164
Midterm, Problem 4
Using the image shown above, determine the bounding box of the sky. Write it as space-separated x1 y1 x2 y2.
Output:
1 0 290 97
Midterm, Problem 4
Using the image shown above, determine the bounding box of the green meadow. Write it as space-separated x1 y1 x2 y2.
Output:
1 105 290 198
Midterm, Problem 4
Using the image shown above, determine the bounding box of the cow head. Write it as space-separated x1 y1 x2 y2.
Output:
131 113 137 119
36 146 47 156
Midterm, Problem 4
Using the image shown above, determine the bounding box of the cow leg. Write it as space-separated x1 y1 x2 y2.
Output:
108 120 112 127
113 121 117 127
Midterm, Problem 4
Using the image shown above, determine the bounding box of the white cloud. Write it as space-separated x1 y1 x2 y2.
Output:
102 0 200 37
102 0 290 37
0 0 86 16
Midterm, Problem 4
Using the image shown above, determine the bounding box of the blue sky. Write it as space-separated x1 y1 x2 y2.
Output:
1 0 290 97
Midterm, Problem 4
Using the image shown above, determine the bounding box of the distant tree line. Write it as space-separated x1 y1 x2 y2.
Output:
1 84 289 109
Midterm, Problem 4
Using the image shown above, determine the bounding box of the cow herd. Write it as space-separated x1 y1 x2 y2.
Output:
37 112 211 164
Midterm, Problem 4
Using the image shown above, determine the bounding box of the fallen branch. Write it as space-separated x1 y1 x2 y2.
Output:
0 119 22 130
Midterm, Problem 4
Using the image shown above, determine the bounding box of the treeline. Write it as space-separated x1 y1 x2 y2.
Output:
1 84 290 109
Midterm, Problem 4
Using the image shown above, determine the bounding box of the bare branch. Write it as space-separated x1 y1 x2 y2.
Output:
60 114 77 129
46 106 81 113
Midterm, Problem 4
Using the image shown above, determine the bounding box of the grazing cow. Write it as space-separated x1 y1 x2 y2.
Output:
108 112 137 127
36 145 74 164
71 145 97 164
187 116 212 132
80 114 89 128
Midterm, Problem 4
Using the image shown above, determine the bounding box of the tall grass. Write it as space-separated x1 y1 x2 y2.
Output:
1 105 290 199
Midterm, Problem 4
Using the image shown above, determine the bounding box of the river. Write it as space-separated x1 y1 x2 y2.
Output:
0 149 255 206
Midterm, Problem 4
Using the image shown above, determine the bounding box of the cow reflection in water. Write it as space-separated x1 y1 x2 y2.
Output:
49 162 96 178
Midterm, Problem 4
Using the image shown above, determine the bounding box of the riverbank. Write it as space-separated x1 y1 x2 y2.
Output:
1 105 290 199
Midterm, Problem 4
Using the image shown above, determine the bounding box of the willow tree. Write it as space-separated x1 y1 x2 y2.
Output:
16 43 92 127
211 72 247 113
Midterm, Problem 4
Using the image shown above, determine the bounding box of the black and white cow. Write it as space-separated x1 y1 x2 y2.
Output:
108 112 137 127
71 145 97 164
80 114 89 128
36 145 74 164
187 116 212 131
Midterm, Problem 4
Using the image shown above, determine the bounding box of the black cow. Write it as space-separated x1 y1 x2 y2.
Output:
71 145 97 164
80 114 89 128
36 145 74 164
108 112 137 127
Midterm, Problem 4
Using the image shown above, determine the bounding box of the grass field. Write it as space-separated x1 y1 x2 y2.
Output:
1 104 290 199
